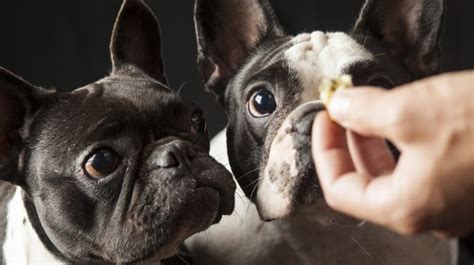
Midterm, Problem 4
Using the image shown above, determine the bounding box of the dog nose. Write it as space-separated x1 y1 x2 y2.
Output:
154 148 178 168
151 140 197 168
286 101 326 135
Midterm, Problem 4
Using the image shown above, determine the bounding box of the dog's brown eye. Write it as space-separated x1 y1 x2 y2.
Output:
84 149 119 179
191 110 207 135
248 88 277 118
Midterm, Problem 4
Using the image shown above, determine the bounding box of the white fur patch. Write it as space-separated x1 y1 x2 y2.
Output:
257 119 298 219
3 188 63 265
285 31 372 102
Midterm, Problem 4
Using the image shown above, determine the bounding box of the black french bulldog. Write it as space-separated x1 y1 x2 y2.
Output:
0 0 235 263
187 0 466 264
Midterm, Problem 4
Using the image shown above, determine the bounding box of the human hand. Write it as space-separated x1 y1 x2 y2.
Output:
312 71 474 237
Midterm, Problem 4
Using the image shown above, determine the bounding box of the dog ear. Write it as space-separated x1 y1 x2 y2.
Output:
354 0 446 79
110 0 167 84
194 0 284 102
0 68 53 185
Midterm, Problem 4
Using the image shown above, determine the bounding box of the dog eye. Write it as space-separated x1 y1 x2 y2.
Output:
84 149 119 179
248 88 277 118
191 110 207 135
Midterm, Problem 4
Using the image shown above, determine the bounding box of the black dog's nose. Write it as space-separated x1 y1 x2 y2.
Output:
151 140 197 168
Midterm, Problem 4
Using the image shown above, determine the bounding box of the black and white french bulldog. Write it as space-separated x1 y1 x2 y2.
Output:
187 0 462 264
0 0 235 263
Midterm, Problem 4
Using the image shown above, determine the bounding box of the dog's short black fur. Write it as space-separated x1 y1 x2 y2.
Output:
0 0 235 263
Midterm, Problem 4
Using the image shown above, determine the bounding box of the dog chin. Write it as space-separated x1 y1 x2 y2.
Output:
256 182 294 221
136 228 198 263
130 189 222 263
255 182 321 221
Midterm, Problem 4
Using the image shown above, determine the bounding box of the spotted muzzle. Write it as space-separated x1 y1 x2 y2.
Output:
256 101 326 220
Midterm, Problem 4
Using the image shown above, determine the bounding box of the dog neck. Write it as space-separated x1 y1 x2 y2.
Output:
3 187 63 265
2 188 166 265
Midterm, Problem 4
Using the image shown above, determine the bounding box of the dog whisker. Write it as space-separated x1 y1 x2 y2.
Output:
177 82 188 95
351 235 373 257
236 168 259 181
362 33 369 47
243 177 261 190
245 180 260 217
176 253 191 265
178 249 196 257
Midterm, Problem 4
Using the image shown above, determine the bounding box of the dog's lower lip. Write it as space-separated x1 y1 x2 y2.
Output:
195 186 223 221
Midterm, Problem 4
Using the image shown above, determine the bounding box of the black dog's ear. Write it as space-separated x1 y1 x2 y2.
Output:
194 0 284 101
354 0 446 79
0 68 53 184
110 0 167 84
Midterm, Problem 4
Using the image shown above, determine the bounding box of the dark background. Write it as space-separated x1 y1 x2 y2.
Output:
0 0 472 135
0 1 473 262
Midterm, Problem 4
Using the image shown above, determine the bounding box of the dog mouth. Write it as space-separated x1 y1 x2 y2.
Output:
119 148 235 262
256 101 325 221
150 156 234 259
191 155 236 221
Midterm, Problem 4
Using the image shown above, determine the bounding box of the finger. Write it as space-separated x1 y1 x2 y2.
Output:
328 88 399 139
347 131 396 177
321 172 397 225
313 112 398 227
312 111 356 188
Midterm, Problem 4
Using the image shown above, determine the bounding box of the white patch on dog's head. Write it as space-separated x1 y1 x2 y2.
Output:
285 31 373 102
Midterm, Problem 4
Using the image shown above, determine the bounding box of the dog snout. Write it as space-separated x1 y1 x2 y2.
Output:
149 139 198 169
257 101 326 219
287 101 326 134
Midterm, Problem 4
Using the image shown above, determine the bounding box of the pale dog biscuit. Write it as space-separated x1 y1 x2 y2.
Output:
319 75 353 106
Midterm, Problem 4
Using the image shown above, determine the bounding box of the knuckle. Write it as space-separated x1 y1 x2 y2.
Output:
323 189 346 212
398 218 425 235
397 218 424 235
385 102 413 140
323 192 339 209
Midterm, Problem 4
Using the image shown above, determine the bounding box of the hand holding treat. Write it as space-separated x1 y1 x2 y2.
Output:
312 71 474 237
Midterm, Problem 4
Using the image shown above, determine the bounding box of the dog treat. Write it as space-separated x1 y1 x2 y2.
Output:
319 75 353 106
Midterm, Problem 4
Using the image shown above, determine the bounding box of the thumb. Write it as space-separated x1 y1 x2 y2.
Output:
328 87 398 139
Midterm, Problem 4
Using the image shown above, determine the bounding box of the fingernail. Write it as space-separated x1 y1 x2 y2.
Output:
328 91 350 121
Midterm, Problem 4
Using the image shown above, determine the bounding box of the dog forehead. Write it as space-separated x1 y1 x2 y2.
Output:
227 37 292 97
72 75 185 116
31 77 188 149
230 32 372 101
98 75 175 104
284 31 373 102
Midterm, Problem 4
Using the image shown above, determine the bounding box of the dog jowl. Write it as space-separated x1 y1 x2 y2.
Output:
194 0 445 220
0 0 235 263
